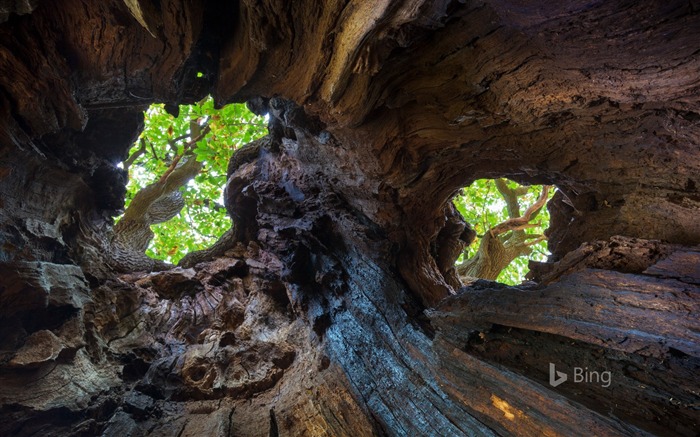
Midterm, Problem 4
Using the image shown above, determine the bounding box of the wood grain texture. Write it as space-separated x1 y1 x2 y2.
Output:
0 0 699 435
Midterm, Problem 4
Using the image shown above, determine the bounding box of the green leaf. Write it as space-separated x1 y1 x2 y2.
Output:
122 96 267 263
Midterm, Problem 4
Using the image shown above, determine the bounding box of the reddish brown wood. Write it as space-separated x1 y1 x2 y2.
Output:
0 1 699 436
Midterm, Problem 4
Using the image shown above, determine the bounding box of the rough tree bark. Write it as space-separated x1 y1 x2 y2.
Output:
0 1 699 436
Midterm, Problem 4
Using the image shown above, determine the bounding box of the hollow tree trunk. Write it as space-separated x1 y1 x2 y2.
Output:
0 1 699 436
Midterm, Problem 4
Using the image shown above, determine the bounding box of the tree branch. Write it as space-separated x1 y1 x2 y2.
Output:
494 179 521 218
490 186 551 236
123 138 147 171
158 123 211 183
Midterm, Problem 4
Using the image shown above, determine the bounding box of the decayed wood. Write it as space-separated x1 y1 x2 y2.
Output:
430 257 700 436
0 1 699 436
643 248 700 285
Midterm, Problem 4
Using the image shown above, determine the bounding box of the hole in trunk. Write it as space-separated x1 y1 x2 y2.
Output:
454 178 554 285
115 97 266 265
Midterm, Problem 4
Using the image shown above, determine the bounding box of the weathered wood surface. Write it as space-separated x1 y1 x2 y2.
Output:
431 259 700 436
1 0 699 436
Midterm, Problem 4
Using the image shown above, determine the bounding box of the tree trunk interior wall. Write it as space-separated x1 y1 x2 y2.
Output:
0 0 698 436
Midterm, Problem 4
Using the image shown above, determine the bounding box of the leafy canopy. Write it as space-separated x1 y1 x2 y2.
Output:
122 97 267 264
453 179 552 284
